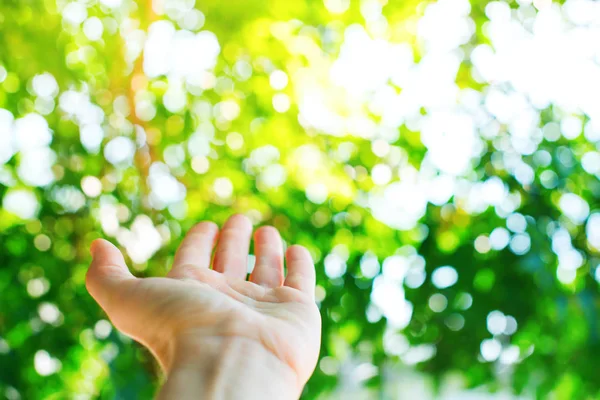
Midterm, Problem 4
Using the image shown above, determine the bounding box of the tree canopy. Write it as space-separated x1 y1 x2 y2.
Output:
2 0 600 398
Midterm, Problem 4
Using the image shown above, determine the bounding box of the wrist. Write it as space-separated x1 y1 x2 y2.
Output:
158 335 302 400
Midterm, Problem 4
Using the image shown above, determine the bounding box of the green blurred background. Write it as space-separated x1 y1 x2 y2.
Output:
2 0 600 398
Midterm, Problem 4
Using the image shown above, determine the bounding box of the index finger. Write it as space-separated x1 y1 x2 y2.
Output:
171 222 219 272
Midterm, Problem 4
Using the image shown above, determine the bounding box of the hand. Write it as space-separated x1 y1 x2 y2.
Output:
86 214 321 399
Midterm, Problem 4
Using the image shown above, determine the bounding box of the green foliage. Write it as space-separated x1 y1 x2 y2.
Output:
1 0 600 398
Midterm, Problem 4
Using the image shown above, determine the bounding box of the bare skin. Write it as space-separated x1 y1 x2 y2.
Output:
86 214 321 399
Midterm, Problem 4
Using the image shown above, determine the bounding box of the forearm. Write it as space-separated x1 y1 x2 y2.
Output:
157 336 302 400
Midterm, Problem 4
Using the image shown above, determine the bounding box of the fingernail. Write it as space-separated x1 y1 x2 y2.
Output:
90 240 99 257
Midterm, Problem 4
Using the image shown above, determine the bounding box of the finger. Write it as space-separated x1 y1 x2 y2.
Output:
170 222 219 277
249 226 284 288
284 245 316 299
212 214 253 280
86 239 137 314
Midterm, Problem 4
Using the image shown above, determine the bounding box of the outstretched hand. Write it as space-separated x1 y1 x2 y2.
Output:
86 214 321 399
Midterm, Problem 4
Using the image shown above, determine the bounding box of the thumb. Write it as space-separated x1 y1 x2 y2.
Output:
86 239 137 314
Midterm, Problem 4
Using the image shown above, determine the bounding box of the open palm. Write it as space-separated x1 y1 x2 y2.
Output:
86 214 321 391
